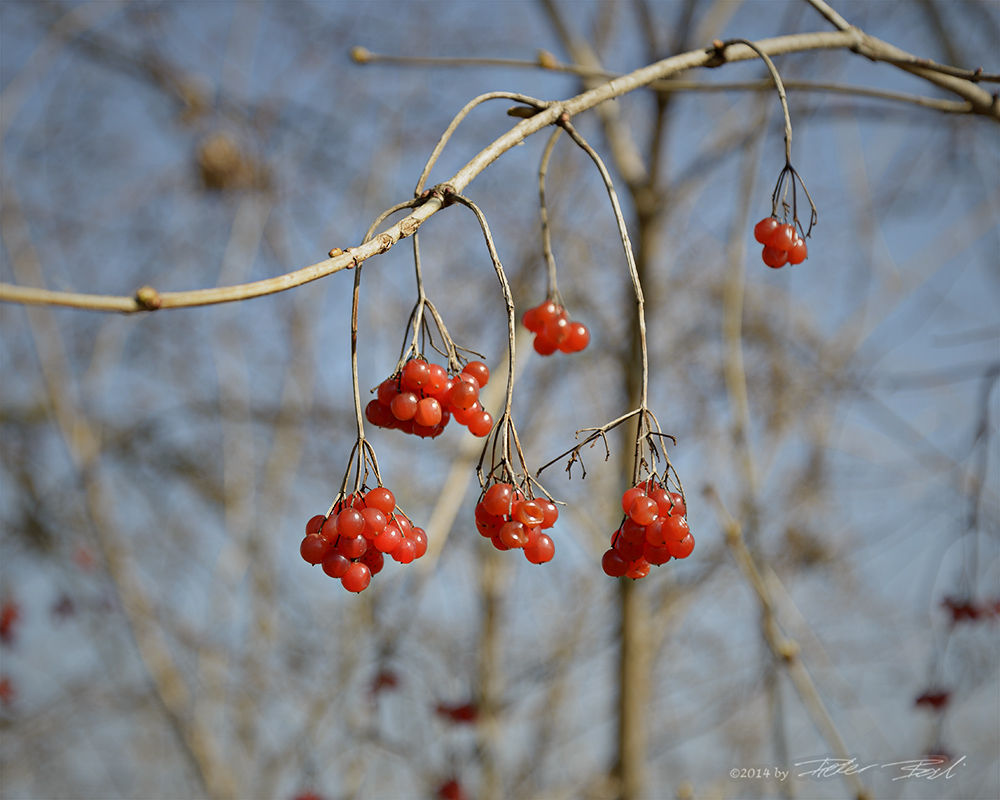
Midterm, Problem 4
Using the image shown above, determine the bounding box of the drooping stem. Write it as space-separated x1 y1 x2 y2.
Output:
558 116 650 429
723 38 794 165
538 127 564 304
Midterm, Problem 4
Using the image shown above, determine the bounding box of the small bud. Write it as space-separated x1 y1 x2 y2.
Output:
537 49 558 70
328 247 343 258
135 286 161 310
350 46 372 64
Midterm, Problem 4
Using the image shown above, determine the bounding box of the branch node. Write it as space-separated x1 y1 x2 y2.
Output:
350 46 372 64
134 286 161 311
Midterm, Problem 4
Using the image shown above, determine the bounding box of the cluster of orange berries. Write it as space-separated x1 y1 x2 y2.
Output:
474 482 558 564
366 359 493 438
601 480 693 579
300 487 426 593
522 300 590 356
753 217 808 268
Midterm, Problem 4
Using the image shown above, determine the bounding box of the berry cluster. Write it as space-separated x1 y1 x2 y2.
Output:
522 300 590 356
474 482 558 564
601 481 693 579
366 358 493 438
300 486 427 593
753 217 808 268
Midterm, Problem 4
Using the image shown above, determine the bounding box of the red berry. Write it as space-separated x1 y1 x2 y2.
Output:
409 527 428 559
366 399 397 428
461 361 490 388
787 235 808 264
365 487 396 515
771 223 796 250
321 515 339 540
401 359 431 391
467 410 493 438
341 562 372 593
391 537 417 564
337 533 368 560
532 333 559 356
361 547 384 576
644 519 668 547
666 532 695 559
667 492 686 517
448 379 480 411
614 533 645 561
414 396 443 427
621 486 647 515
660 514 690 543
391 392 419 421
753 217 779 245
543 315 570 346
483 484 515 517
475 502 504 536
321 549 351 579
538 499 559 529
559 321 590 353
499 520 530 548
524 533 555 564
628 496 659 526
377 378 399 406
374 523 402 554
522 304 544 333
534 300 561 326
425 363 449 397
513 499 545 527
602 548 630 577
626 558 651 579
490 532 510 551
762 245 789 268
361 507 388 539
619 517 647 544
300 534 331 564
305 515 326 535
643 541 672 566
337 508 365 539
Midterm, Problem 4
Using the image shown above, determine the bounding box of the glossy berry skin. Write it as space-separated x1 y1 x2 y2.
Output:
337 533 368 560
524 533 555 564
365 487 395 515
341 562 372 593
300 534 331 565
762 245 789 268
390 392 419 421
361 507 388 539
771 223 796 251
621 486 647 515
409 527 428 559
602 548 630 578
628 496 659 526
305 515 326 536
787 236 808 264
401 359 431 391
361 548 384 576
666 532 695 559
374 524 402 554
391 538 417 564
466 410 493 438
462 361 490 388
414 397 443 427
513 499 546 527
754 217 779 244
321 549 351 579
560 322 590 353
337 508 366 539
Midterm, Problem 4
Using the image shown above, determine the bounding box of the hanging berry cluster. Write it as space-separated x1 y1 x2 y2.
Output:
366 358 493 439
753 217 808 268
521 300 590 356
474 481 557 564
601 479 694 579
300 486 427 593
